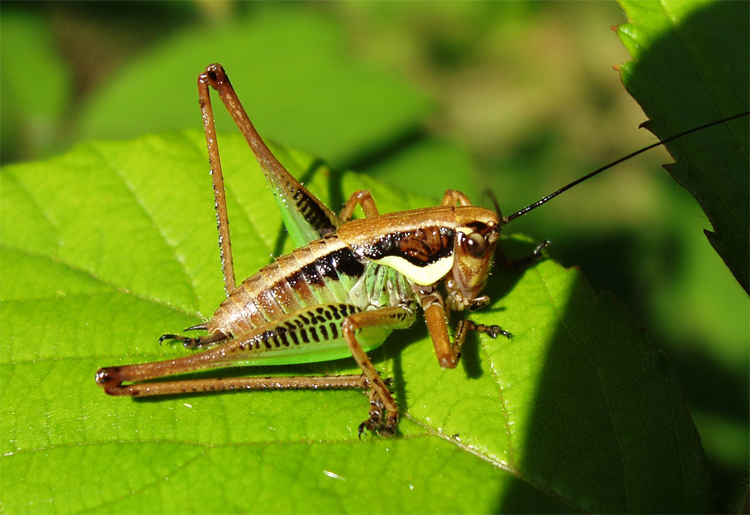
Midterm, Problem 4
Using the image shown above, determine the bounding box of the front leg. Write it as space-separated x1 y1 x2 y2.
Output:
496 240 549 271
417 286 509 369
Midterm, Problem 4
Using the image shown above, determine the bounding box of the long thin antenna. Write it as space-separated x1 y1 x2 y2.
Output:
503 111 749 224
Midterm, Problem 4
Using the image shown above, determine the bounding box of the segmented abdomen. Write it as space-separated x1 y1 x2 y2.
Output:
207 233 367 338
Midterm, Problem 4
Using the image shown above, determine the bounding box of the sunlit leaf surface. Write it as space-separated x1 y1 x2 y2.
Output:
2 133 709 513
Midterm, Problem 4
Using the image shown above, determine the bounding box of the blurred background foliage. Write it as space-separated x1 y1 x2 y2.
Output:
1 1 746 511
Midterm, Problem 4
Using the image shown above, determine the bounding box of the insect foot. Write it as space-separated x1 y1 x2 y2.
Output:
358 385 399 438
472 322 512 340
94 367 129 396
158 333 195 347
158 331 225 349
501 240 551 271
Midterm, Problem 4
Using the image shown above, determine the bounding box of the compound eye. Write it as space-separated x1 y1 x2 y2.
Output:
462 232 487 258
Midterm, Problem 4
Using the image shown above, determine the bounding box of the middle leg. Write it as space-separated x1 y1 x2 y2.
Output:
341 305 416 436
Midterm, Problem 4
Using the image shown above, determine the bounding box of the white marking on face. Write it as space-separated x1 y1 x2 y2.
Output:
374 254 454 286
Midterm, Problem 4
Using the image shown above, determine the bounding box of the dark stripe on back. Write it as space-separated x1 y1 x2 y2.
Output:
286 247 365 291
353 226 455 267
319 247 366 279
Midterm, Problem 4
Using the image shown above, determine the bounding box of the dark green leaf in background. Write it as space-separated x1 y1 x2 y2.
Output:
616 0 750 292
76 8 431 169
0 10 72 162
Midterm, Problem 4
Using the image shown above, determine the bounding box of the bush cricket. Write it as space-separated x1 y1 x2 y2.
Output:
96 63 748 436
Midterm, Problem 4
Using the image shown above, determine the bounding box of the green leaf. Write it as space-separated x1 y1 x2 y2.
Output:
0 10 72 162
75 9 431 168
2 132 710 513
616 0 750 292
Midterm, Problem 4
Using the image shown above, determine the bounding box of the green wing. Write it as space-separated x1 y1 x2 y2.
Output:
261 146 340 247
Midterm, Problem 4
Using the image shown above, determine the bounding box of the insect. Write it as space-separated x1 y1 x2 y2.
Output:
95 63 748 436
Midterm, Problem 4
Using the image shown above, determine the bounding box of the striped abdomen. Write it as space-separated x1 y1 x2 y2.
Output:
207 233 368 338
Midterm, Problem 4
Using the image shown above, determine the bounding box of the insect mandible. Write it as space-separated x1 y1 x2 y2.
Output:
95 63 748 436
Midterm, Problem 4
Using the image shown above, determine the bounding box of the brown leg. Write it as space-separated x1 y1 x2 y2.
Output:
98 372 369 397
158 330 228 349
339 190 380 222
198 71 236 295
440 189 473 207
200 64 340 244
417 287 509 370
341 306 415 436
102 303 370 389
98 302 411 436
